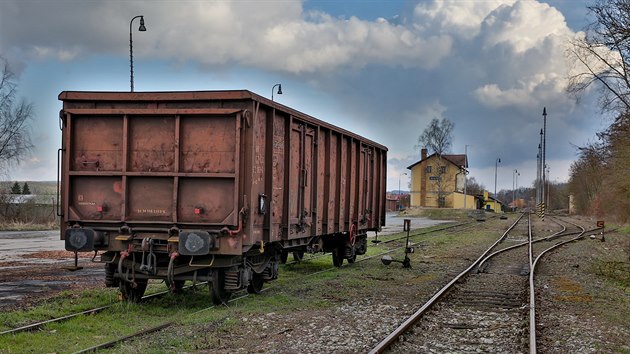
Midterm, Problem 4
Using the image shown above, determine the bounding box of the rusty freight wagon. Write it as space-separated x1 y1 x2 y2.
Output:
58 90 387 304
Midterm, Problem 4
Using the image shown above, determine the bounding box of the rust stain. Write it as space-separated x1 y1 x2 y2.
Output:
552 276 593 303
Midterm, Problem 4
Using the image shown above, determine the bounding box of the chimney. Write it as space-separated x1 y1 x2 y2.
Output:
420 148 428 207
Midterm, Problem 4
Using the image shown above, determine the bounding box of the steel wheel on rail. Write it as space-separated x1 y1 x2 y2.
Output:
280 250 289 264
166 280 185 293
210 269 232 305
332 247 344 267
247 272 264 294
119 279 148 302
344 224 357 264
292 250 305 262
105 263 119 288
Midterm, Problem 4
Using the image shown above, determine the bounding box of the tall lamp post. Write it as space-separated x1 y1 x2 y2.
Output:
129 15 147 92
536 140 542 207
272 83 282 101
464 144 471 209
398 172 407 211
512 169 519 211
516 169 519 204
541 107 548 217
494 157 501 198
546 165 550 208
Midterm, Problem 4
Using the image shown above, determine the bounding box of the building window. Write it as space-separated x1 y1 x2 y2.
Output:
439 166 447 174
425 165 432 173
438 197 446 207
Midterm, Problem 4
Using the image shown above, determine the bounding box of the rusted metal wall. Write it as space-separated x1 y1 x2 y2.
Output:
59 90 387 254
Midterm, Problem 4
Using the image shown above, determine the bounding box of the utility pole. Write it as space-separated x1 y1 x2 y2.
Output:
494 157 501 198
541 107 547 220
464 144 471 209
512 169 519 212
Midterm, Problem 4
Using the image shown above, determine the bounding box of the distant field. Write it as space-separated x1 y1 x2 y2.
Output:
0 181 57 195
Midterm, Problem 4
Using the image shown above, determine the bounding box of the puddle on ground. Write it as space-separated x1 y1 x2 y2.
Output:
0 266 104 309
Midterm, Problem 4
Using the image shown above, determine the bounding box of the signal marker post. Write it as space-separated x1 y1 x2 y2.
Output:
597 220 605 242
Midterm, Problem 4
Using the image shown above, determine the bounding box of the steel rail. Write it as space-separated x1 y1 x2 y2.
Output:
283 218 480 267
375 219 474 246
368 213 526 354
0 283 205 336
73 290 256 354
528 212 536 354
477 215 566 271
529 217 586 354
0 305 111 336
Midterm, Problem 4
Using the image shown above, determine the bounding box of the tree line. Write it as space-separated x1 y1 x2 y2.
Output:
566 0 630 223
9 181 31 194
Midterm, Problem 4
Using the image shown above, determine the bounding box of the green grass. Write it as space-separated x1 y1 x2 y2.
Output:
617 225 630 234
0 283 225 353
398 207 476 221
0 289 118 331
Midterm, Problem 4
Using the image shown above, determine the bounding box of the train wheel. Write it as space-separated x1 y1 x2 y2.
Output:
119 279 148 302
293 250 305 262
166 280 185 293
332 247 344 267
210 269 232 305
280 250 289 264
105 264 118 287
247 272 264 294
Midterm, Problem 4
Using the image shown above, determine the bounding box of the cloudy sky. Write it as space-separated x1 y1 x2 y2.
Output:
0 0 605 193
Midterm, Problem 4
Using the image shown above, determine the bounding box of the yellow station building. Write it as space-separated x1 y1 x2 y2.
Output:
407 149 504 212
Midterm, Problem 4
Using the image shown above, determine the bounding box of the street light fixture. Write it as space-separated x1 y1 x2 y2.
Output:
398 172 407 211
464 144 471 209
546 165 550 208
537 140 542 206
512 169 519 211
541 107 548 219
494 157 501 198
272 84 282 101
129 15 147 92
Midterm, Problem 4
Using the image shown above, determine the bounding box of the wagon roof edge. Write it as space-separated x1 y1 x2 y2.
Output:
58 90 388 152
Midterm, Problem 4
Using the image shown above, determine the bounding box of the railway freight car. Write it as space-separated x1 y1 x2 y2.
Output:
58 90 387 304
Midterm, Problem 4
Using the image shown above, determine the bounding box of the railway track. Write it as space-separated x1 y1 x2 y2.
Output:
369 213 594 353
0 283 205 336
281 218 479 266
0 215 527 352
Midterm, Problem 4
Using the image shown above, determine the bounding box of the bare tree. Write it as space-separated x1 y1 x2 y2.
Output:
567 0 630 117
568 141 606 215
0 57 33 174
417 117 454 155
465 176 485 196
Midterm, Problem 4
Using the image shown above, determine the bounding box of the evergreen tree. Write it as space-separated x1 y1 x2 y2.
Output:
10 181 21 194
22 182 30 195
